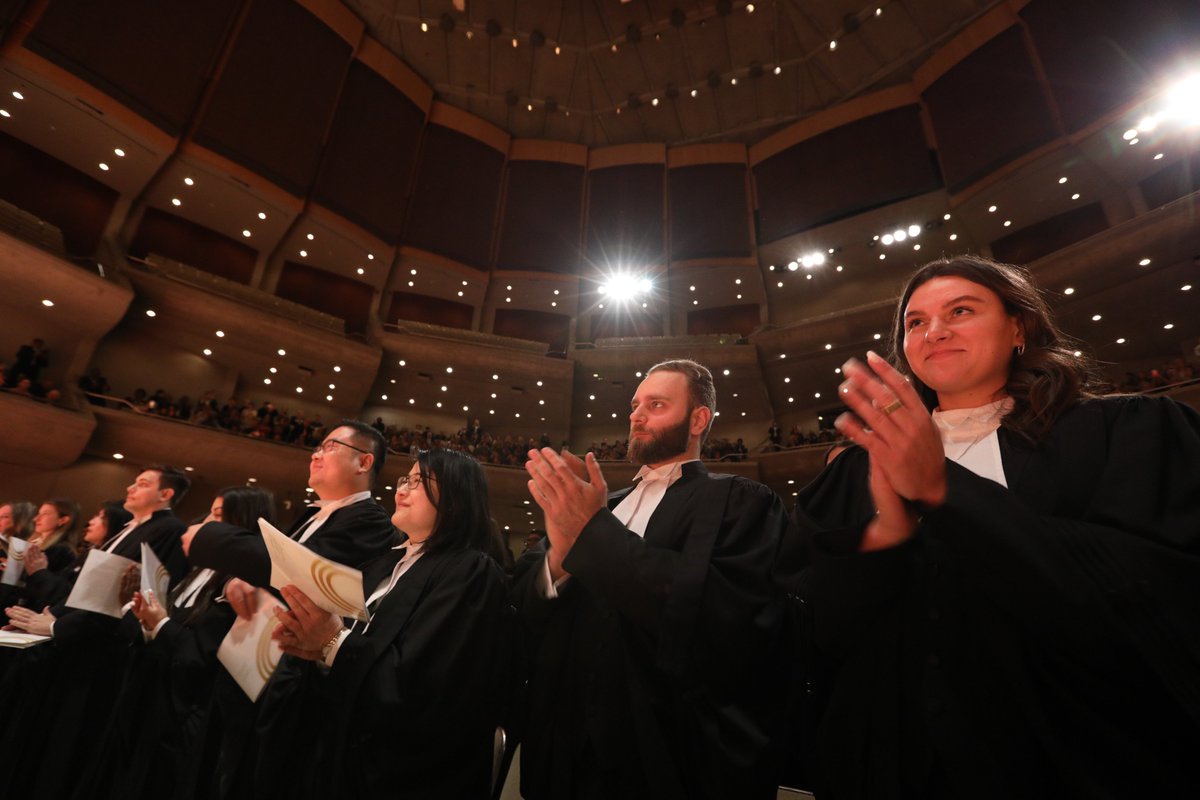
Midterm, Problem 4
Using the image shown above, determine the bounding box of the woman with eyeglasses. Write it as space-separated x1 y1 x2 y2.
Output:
259 448 512 799
792 255 1200 798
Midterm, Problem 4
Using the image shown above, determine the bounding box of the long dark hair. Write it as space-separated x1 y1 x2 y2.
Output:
170 486 276 623
101 501 133 542
889 255 1108 442
412 449 505 562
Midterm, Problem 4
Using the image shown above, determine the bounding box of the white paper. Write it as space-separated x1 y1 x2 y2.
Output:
140 542 170 602
65 549 138 617
217 589 285 701
258 518 368 621
2 537 28 585
0 631 52 648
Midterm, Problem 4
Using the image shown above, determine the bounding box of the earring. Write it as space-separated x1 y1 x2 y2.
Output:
1016 344 1025 356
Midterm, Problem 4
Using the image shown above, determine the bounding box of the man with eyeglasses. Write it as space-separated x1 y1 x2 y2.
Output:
188 420 400 619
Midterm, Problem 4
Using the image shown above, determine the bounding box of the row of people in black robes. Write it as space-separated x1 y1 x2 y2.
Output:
3 254 1200 799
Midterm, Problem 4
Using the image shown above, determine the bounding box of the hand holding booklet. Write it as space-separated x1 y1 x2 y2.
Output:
217 589 285 701
258 518 368 622
65 548 138 617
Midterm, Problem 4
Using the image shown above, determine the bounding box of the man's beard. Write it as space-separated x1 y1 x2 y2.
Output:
628 412 691 466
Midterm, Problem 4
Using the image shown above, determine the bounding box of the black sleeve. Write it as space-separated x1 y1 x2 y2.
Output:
792 445 921 661
922 397 1200 715
188 522 270 587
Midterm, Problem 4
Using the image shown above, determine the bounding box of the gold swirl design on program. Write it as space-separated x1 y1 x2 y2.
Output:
11 548 25 562
309 561 360 617
154 564 169 590
256 617 281 682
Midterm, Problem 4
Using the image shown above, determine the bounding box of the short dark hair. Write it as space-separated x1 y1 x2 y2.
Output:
413 449 503 562
647 359 717 439
144 465 191 507
890 255 1107 442
338 419 387 482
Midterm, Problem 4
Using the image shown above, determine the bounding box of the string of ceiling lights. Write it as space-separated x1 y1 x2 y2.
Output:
406 0 896 118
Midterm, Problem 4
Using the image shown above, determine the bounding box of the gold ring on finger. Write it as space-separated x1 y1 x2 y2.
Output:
881 397 903 415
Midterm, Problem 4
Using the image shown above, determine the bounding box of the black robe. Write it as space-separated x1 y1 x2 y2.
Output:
513 461 797 800
188 498 401 589
186 497 400 799
793 395 1200 799
251 547 512 800
82 569 236 800
0 508 187 798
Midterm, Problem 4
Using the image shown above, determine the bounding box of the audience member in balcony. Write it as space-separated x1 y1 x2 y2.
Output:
5 337 48 388
767 420 783 450
261 449 511 798
793 255 1200 797
185 420 400 796
78 367 112 405
91 486 275 799
1 465 191 798
516 359 797 799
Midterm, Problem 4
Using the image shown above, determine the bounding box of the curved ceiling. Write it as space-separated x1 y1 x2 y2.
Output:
346 0 1003 145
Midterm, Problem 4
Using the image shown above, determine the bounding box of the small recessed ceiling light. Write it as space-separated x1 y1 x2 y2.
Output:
829 40 837 50
409 398 415 404
269 367 277 374
1092 314 1102 321
145 309 156 317
41 298 54 307
258 211 266 219
1003 220 1012 227
1164 323 1174 330
113 453 124 460
1182 285 1193 291
873 333 882 340
411 269 418 275
333 365 342 372
277 349 286 356
988 205 997 213
457 290 463 296
1071 193 1080 200
0 109 10 118
329 383 335 389
216 329 226 337
773 66 781 75
326 394 333 401
12 91 23 100
263 378 271 385
784 377 791 383
492 374 499 380
1123 129 1138 140
203 348 212 356
1058 177 1067 184
1116 338 1126 344
723 369 730 376
357 268 364 275
1138 258 1151 266
99 163 109 171
171 198 181 206
420 21 428 32
1064 287 1075 295
114 148 125 157
242 229 251 237
306 233 314 240
949 234 958 241
184 177 194 186
299 250 307 257
1154 153 1164 160
408 281 414 287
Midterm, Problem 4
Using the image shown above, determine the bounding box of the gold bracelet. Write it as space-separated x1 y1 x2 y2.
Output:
319 628 347 661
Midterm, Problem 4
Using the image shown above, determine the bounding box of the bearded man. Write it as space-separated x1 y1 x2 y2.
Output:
513 359 797 800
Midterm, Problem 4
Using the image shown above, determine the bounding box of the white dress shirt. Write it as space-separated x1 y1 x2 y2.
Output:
323 540 425 666
932 398 1013 488
294 490 373 544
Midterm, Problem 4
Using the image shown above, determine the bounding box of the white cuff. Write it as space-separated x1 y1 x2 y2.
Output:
321 628 352 667
144 616 171 641
536 554 570 599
